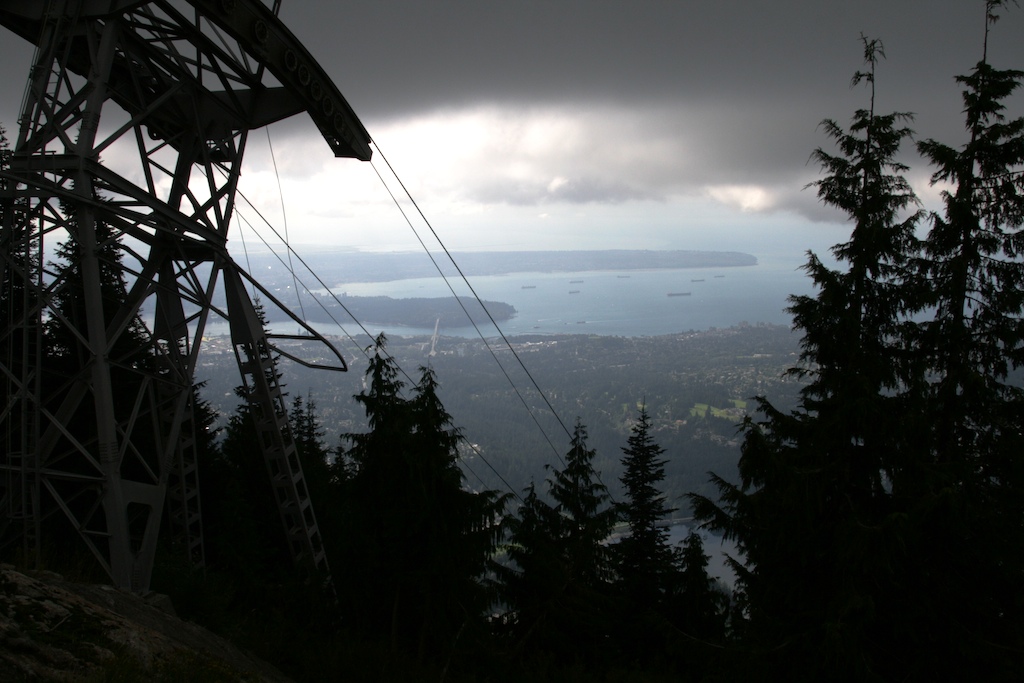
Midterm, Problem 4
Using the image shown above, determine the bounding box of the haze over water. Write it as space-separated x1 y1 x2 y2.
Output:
322 255 814 339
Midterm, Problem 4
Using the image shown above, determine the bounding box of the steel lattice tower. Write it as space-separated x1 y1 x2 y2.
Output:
0 0 371 593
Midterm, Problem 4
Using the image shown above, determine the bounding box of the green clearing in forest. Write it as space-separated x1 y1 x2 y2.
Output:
690 398 747 418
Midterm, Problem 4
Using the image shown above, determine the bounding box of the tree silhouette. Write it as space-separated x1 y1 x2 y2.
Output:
691 36 926 680
673 530 728 642
694 11 1024 679
547 419 616 591
336 335 506 660
498 482 567 648
498 419 618 663
907 2 1024 675
613 404 676 609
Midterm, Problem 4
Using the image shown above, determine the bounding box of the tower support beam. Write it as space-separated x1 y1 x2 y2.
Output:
0 0 370 593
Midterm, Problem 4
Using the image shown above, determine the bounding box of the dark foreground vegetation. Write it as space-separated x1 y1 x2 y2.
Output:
2 3 1023 681
168 337 733 682
685 17 1024 681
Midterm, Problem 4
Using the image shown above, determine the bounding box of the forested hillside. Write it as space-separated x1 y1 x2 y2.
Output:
195 323 801 506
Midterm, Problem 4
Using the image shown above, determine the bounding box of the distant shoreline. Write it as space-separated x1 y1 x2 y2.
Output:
292 249 758 284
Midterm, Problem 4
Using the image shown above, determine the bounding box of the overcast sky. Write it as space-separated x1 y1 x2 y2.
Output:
2 1 1023 260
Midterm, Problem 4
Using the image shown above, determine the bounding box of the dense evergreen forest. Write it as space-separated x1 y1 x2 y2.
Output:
2 3 1023 681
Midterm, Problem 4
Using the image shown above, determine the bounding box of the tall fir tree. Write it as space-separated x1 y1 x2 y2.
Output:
691 36 925 681
207 384 293 582
498 419 618 663
336 335 506 660
45 213 152 369
498 482 568 646
288 392 334 528
792 34 924 502
907 2 1024 676
915 3 1024 453
0 122 45 560
547 419 617 590
290 392 330 471
613 403 676 608
404 364 508 655
611 405 731 668
673 530 728 642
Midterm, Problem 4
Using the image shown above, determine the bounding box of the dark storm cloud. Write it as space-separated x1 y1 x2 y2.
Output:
2 1 1019 141
265 0 1023 220
1 1 1021 227
281 0 1020 123
2 1 1019 151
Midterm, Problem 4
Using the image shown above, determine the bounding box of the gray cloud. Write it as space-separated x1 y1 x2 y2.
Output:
1 1 1021 232
471 175 658 206
282 0 1018 118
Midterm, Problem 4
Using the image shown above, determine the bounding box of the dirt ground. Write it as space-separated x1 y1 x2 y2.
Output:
0 565 294 682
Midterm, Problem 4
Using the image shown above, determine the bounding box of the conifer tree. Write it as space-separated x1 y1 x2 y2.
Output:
499 482 567 641
404 364 507 653
288 392 333 519
208 385 293 579
337 335 506 658
915 3 1024 451
906 2 1024 675
611 406 733 665
290 393 329 467
792 34 923 500
45 215 152 368
913 0 1024 484
673 530 728 642
334 338 413 643
206 300 285 567
613 404 676 608
0 122 8 169
691 36 924 679
29 202 166 569
547 419 616 590
498 420 617 662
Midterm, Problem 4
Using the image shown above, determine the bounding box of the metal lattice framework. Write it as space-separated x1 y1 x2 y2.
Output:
0 0 371 592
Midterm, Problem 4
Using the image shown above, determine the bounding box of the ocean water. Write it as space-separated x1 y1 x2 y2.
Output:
198 255 816 340
314 254 814 339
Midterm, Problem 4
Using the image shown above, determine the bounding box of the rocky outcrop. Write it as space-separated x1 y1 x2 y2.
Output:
0 565 292 682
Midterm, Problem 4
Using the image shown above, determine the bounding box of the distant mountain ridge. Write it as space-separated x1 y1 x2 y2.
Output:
293 249 758 284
